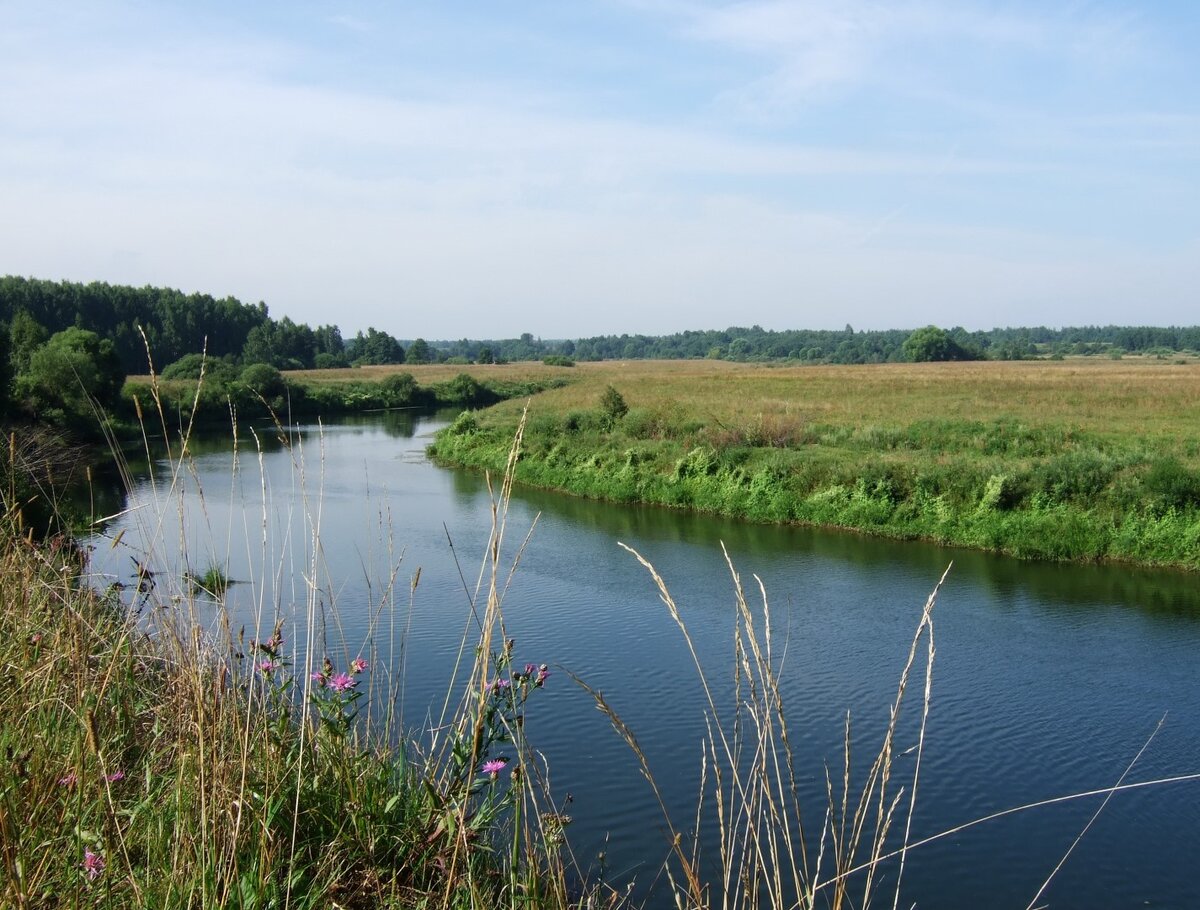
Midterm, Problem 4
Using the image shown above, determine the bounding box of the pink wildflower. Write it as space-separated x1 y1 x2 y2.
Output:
350 657 368 673
328 671 356 692
481 758 508 777
258 659 277 673
536 665 550 686
524 663 536 675
310 671 327 687
105 770 125 783
59 771 77 787
30 632 42 644
490 677 511 691
82 849 105 881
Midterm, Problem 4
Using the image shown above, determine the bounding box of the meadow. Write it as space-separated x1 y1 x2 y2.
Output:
429 358 1200 569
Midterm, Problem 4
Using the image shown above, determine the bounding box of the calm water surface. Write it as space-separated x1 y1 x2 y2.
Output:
86 414 1200 909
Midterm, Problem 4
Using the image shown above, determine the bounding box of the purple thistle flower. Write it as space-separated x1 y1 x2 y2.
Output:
258 659 276 673
480 758 508 777
328 672 356 692
105 770 125 783
536 665 550 686
310 671 327 687
82 849 105 881
524 663 536 675
59 771 77 787
491 677 511 691
350 657 368 673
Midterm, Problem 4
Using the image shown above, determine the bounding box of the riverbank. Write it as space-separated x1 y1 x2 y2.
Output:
429 359 1200 570
0 520 578 908
121 361 577 428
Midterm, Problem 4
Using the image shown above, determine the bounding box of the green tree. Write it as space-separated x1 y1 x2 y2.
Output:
8 309 49 375
599 385 628 426
903 326 972 362
444 373 483 405
240 363 286 398
406 338 431 364
0 322 10 418
17 327 126 422
380 372 417 406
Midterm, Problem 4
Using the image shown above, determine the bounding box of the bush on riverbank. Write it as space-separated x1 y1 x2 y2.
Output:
121 367 573 429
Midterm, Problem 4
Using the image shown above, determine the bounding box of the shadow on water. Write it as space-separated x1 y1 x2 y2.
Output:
484 478 1200 620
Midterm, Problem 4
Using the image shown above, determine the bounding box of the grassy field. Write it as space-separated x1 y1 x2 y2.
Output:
430 358 1200 569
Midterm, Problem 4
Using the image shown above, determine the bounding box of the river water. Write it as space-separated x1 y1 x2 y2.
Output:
84 412 1200 909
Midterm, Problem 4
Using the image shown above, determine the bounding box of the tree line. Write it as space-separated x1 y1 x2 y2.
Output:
3 275 1199 429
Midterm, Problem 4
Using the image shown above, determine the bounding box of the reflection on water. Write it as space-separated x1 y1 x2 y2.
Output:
82 414 1200 910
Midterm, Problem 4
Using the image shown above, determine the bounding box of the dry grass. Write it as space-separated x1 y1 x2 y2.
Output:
474 359 1200 445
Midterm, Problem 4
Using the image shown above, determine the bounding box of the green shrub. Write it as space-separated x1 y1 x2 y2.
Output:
447 410 480 436
1034 450 1118 502
1144 457 1200 509
240 363 286 398
380 371 418 407
599 385 628 426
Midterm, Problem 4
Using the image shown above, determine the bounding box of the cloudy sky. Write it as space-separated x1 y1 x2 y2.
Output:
2 1 1197 338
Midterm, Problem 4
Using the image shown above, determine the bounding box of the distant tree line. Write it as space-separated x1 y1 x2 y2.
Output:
3 274 1199 430
569 323 1200 364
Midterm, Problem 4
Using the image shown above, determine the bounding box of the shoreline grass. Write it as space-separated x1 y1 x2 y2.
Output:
429 360 1200 570
0 396 589 909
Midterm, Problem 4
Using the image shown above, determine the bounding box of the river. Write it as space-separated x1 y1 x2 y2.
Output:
84 412 1200 909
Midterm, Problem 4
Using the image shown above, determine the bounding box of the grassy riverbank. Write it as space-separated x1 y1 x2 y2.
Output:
0 520 578 908
429 359 1200 569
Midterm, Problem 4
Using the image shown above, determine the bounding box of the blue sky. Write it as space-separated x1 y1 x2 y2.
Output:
2 1 1197 338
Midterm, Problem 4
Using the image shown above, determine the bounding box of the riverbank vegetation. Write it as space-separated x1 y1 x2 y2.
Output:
0 443 585 908
430 359 1200 570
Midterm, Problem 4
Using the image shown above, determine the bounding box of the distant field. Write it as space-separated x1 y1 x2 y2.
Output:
430 358 1200 569
463 358 1200 446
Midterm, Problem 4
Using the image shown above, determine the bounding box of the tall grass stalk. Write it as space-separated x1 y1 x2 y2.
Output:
583 543 949 910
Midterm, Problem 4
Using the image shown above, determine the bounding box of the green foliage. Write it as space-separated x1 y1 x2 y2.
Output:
434 405 1200 569
16 327 126 423
1033 451 1120 503
903 326 977 363
380 371 418 407
241 316 319 369
599 385 628 426
7 309 49 375
240 363 286 398
1145 457 1200 509
186 564 230 597
346 327 403 365
445 372 483 405
405 337 431 364
160 353 239 385
0 276 269 373
447 410 480 436
542 355 575 367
